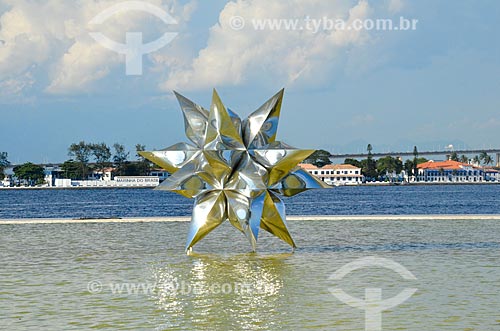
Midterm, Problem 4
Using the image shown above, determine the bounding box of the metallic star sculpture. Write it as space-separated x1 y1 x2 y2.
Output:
140 89 327 253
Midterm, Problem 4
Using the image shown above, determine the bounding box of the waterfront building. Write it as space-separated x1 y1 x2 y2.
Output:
43 165 64 187
66 176 160 187
416 160 487 182
1 175 11 187
88 167 114 181
47 165 165 188
299 163 363 186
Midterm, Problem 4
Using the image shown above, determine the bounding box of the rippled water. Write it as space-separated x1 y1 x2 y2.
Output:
1 184 500 219
1 218 500 330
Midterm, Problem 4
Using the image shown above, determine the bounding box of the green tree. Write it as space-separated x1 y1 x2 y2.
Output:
412 146 419 181
344 158 362 168
459 154 469 163
363 144 377 180
483 154 493 166
478 152 493 166
135 144 152 176
415 157 428 165
113 143 130 176
404 156 428 181
376 156 403 180
135 144 146 159
450 151 459 161
68 141 92 179
90 142 111 178
304 149 332 168
473 155 481 165
13 162 45 186
0 152 9 177
61 160 81 179
404 159 414 177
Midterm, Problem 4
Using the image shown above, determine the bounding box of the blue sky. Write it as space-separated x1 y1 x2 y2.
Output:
0 0 499 164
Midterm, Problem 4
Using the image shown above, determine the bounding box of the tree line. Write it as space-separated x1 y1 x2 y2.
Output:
344 145 428 181
2 144 498 185
0 142 153 185
1 153 46 185
64 141 152 180
447 151 494 166
304 145 427 181
305 145 498 182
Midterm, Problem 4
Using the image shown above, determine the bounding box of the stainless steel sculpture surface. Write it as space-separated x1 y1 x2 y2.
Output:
140 89 327 253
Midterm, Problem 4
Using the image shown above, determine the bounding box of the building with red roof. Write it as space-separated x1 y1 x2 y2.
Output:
416 160 486 182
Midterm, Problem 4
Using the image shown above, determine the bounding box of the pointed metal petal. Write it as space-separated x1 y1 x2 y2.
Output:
155 161 214 198
252 148 315 186
247 191 267 249
138 143 200 174
185 191 226 251
174 91 209 148
274 168 330 197
259 191 296 248
224 190 259 250
243 89 284 148
204 89 245 150
227 107 242 137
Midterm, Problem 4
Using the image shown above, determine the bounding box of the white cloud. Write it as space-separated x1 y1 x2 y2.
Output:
45 40 117 94
0 0 196 95
0 71 35 103
162 0 377 91
0 0 408 97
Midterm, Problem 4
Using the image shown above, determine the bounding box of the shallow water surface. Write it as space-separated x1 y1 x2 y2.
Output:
1 218 500 330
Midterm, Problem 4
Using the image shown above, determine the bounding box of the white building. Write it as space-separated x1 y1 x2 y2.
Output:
88 167 114 181
44 165 64 187
1 175 11 187
57 176 160 188
299 163 363 186
416 160 487 182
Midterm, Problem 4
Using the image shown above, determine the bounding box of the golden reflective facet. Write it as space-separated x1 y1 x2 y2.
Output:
260 191 296 248
204 89 245 151
243 88 284 148
186 191 227 250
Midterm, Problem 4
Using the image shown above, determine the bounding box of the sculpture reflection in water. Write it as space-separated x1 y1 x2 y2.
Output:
140 89 327 253
152 254 290 329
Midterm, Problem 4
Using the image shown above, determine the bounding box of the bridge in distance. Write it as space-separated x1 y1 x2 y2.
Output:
330 149 500 167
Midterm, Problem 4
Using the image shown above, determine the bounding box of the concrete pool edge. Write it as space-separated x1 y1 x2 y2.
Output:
2 214 500 224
